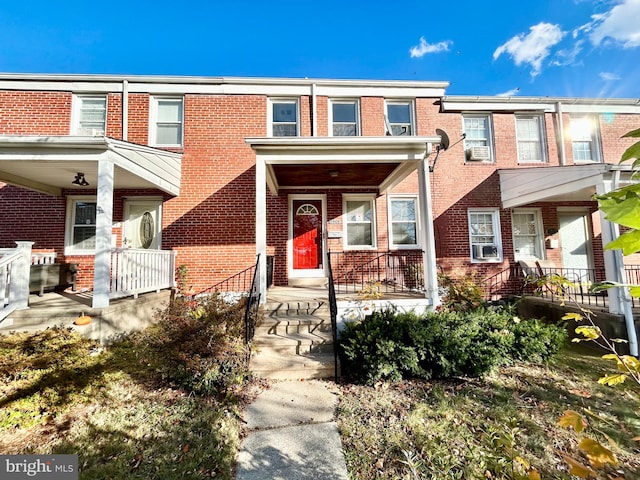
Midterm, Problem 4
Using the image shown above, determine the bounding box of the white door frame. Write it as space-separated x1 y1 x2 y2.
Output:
288 194 327 279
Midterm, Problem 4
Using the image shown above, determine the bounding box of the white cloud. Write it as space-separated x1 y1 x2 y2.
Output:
409 37 452 58
550 39 584 66
493 22 566 77
496 87 521 97
600 71 622 81
586 0 640 48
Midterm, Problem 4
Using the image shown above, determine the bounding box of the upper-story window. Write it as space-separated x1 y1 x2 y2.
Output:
270 99 299 136
385 101 414 136
570 115 602 163
72 95 107 136
516 114 546 163
463 114 493 162
330 100 359 136
150 97 184 147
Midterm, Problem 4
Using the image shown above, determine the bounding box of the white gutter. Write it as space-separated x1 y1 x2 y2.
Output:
556 102 566 165
611 169 639 356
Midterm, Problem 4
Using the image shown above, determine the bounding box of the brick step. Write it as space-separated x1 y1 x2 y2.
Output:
249 349 338 380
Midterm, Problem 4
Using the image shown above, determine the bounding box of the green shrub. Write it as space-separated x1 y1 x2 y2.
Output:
135 293 251 397
339 307 567 384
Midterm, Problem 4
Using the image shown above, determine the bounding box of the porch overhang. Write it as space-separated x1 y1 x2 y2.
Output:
0 135 182 196
498 164 635 209
246 136 439 195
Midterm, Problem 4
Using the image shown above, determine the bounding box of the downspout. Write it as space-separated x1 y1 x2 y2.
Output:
311 83 317 137
556 101 566 165
122 80 129 141
611 170 639 356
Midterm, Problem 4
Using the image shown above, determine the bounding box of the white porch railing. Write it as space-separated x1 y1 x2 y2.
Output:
110 248 177 300
0 242 33 322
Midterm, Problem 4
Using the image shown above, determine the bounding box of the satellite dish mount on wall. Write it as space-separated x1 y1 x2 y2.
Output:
428 129 465 172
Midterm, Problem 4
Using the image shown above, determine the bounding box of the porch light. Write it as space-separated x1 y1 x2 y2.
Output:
328 170 340 178
71 172 89 186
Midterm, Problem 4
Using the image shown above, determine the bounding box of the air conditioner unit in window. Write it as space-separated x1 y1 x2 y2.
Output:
77 128 105 137
473 244 499 260
467 146 491 161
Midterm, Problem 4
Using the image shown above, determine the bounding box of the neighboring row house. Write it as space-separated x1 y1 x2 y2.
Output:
0 74 638 342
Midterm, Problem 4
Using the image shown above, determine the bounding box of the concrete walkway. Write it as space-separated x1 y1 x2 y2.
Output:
236 380 348 480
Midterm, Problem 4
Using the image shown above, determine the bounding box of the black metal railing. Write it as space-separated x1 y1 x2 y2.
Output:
328 250 425 295
202 264 258 295
624 265 640 309
243 254 261 344
481 264 526 302
532 266 608 307
326 251 339 382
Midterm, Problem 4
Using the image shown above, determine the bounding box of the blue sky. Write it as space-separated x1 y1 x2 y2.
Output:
1 0 639 98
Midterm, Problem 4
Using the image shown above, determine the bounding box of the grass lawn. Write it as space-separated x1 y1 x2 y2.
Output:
1 326 638 479
336 344 640 479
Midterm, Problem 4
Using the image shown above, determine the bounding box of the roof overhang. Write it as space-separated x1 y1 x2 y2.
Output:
498 164 636 209
246 136 439 195
0 135 182 196
441 96 640 114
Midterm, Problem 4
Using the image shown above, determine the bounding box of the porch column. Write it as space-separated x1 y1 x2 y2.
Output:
92 159 114 308
10 241 33 310
255 154 267 304
417 157 440 308
596 180 638 356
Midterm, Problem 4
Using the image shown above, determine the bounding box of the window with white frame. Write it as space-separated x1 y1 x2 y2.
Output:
330 100 359 136
270 99 299 136
463 114 493 162
150 97 184 147
66 197 97 253
468 209 502 262
389 196 419 248
516 114 546 163
344 195 376 248
511 209 544 260
72 95 107 136
570 115 602 163
385 101 414 136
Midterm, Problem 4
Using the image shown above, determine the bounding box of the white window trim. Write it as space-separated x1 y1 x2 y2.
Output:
511 208 545 261
462 113 495 163
468 208 503 263
328 99 360 137
149 96 184 147
384 99 415 136
388 195 421 250
65 195 97 255
570 114 603 163
71 94 107 136
515 114 547 163
268 97 300 137
343 194 377 250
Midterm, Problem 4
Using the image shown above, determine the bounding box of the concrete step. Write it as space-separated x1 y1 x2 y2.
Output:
255 319 333 336
250 350 338 380
253 329 334 354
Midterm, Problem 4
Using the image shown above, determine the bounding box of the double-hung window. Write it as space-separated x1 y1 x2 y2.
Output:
330 100 359 136
270 99 299 136
463 114 493 162
150 97 184 147
570 115 602 163
511 209 544 260
516 114 546 163
72 95 107 136
385 101 414 136
344 195 376 249
66 197 97 254
468 209 502 262
389 196 419 249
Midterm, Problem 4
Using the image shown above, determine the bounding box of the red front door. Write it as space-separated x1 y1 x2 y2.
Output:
293 200 323 270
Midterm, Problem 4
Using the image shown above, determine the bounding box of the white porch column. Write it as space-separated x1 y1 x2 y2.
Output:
92 159 114 308
11 241 34 310
255 154 267 304
418 157 440 308
596 179 638 356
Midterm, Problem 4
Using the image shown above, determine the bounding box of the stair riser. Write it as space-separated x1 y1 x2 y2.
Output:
253 343 334 355
254 324 332 336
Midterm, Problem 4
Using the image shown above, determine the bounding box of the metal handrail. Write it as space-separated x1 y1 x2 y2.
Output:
326 251 339 381
243 254 261 345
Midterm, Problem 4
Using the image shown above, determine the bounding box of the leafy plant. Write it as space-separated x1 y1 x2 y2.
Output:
437 270 486 312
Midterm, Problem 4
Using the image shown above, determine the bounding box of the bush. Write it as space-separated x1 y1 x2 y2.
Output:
339 307 567 384
134 292 251 397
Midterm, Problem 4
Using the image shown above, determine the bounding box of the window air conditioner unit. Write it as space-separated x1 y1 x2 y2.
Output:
467 146 491 161
77 128 105 137
473 244 499 260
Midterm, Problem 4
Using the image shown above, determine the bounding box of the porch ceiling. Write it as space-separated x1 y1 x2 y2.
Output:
0 135 182 197
246 136 439 195
498 164 610 208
